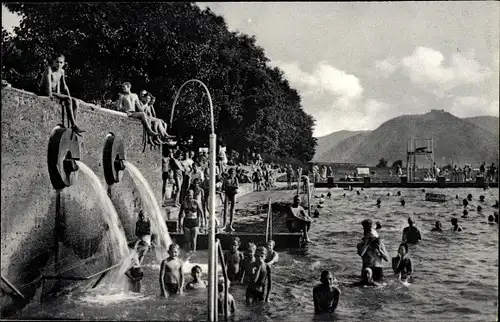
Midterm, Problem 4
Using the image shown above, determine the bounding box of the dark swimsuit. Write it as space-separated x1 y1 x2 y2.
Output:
183 202 199 229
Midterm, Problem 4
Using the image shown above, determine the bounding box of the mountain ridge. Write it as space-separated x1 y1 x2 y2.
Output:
315 111 498 165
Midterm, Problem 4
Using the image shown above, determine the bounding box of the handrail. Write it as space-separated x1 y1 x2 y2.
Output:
216 239 229 321
1 274 26 300
40 261 123 303
41 262 122 281
266 198 272 243
301 175 312 218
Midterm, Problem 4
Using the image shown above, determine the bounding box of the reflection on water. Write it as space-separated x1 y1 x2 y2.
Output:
12 188 498 321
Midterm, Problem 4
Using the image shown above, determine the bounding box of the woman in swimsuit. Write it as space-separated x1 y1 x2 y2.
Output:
178 189 203 253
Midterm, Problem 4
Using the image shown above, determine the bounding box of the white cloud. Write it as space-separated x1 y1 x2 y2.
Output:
401 46 492 93
274 61 363 102
450 96 499 117
374 57 398 77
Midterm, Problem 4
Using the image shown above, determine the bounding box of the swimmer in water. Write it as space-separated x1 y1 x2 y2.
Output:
265 240 279 266
431 221 443 232
451 218 463 232
313 270 341 315
477 205 482 213
397 191 401 196
186 265 207 290
351 267 383 287
357 219 388 283
245 246 272 304
218 279 236 319
240 242 257 285
456 195 459 199
313 207 320 218
225 237 245 283
402 218 422 244
487 215 495 224
462 209 468 218
392 243 413 284
159 243 184 297
125 254 144 293
467 194 473 201
356 191 361 196
400 199 406 206
463 199 469 208
479 195 485 202
327 191 332 198
376 198 381 208
375 221 382 230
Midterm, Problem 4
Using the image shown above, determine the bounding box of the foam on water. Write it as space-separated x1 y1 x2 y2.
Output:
124 161 172 261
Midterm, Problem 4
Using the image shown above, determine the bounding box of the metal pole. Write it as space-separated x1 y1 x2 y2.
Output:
209 133 217 321
169 79 216 321
214 237 218 321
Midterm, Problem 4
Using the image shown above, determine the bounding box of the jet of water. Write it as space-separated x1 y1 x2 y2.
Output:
124 161 172 261
75 161 130 290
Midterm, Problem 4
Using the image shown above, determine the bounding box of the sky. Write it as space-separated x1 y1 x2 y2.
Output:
3 3 499 137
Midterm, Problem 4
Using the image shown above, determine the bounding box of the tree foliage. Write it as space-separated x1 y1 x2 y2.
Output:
392 159 403 169
376 158 388 168
3 3 317 163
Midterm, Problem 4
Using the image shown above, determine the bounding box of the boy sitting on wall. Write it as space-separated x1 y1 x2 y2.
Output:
38 53 85 135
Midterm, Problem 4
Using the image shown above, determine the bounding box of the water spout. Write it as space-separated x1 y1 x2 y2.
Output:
75 161 130 289
123 161 172 261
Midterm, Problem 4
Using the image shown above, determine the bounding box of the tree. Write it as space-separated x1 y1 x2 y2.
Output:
392 160 403 169
376 158 388 168
3 3 317 163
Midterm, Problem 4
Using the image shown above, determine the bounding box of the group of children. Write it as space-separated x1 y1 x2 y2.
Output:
251 164 277 191
155 238 279 318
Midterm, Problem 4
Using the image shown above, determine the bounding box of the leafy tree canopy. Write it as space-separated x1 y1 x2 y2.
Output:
3 3 317 163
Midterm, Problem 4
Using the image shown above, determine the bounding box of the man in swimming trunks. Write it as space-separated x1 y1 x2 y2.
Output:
312 270 341 314
159 243 184 297
357 219 389 283
117 82 156 136
39 53 85 135
402 218 422 244
287 195 312 243
392 243 413 283
178 189 203 253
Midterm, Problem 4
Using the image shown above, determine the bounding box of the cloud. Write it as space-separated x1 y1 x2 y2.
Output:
374 57 398 77
274 61 363 103
272 60 401 136
401 46 492 93
450 96 499 117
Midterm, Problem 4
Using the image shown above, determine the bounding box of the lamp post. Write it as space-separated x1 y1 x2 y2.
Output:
170 79 217 321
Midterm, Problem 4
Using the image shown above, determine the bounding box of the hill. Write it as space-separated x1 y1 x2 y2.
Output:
317 110 499 166
313 130 367 160
463 116 499 137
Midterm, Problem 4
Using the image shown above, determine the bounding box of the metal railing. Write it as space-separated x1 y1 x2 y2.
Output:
39 262 122 303
1 274 26 300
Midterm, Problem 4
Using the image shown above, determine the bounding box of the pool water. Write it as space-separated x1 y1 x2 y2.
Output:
12 188 499 321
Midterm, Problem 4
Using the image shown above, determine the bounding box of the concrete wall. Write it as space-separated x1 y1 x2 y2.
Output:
1 88 162 316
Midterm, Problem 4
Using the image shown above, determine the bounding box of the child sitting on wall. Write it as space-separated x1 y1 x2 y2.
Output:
38 53 85 135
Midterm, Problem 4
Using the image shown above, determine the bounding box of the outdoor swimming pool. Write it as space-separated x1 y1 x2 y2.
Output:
12 187 498 321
